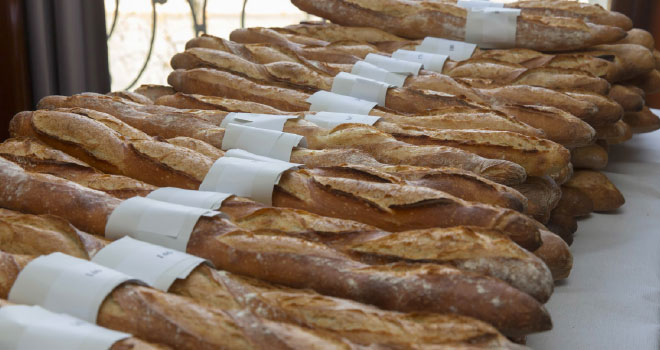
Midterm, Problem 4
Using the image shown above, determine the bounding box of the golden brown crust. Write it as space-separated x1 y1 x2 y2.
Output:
616 28 655 49
0 162 551 335
6 110 542 249
492 104 596 149
40 93 528 185
608 84 645 112
563 170 625 212
134 84 176 102
290 0 625 51
505 1 632 30
624 69 660 94
511 176 561 224
533 230 573 280
623 106 660 134
571 144 609 170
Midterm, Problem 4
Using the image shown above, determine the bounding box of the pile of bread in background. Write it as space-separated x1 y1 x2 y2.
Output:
1 0 659 349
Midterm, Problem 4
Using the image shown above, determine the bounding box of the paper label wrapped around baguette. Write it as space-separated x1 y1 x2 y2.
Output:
222 123 306 162
0 305 130 350
105 197 224 252
92 237 209 291
465 8 521 49
220 112 297 132
392 50 448 72
416 37 477 61
307 91 377 115
351 61 408 87
199 152 300 205
8 253 141 323
147 187 233 210
305 112 381 129
364 53 421 75
457 1 504 9
331 72 393 106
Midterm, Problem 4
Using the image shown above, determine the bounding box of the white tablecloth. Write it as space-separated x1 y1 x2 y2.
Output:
527 111 660 349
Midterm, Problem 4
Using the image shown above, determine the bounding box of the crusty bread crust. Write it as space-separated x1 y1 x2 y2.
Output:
0 159 551 335
290 0 625 51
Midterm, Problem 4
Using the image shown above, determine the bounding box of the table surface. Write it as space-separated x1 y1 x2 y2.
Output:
527 110 660 349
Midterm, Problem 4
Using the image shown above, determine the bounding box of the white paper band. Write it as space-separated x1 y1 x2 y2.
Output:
457 1 504 9
92 237 209 292
465 8 521 49
331 72 392 106
392 50 448 73
8 253 140 323
416 37 477 61
224 148 303 165
364 53 421 75
105 197 223 252
222 123 306 162
306 91 377 115
220 112 297 132
199 153 299 205
147 187 232 210
0 305 130 350
351 61 408 87
304 112 381 129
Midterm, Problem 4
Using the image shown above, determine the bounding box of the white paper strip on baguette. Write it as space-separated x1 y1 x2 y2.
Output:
305 111 381 129
147 187 233 210
307 91 377 115
199 150 300 205
458 1 504 9
416 37 477 61
8 253 141 323
351 61 408 87
222 124 307 161
392 49 448 72
220 112 297 131
465 8 521 49
0 305 130 350
364 53 421 75
92 237 209 291
331 72 393 106
105 197 223 251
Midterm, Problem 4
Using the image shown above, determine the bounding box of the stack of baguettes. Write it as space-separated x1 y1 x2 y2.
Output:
2 1 659 348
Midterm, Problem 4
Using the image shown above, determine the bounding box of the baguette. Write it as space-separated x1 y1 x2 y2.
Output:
571 143 609 170
595 119 633 144
546 187 594 245
174 44 599 141
167 66 595 149
503 1 632 30
615 28 655 49
492 104 596 148
148 90 570 179
0 140 559 302
107 90 153 105
134 84 176 102
0 251 381 350
533 230 572 280
0 209 526 349
155 92 546 138
38 94 528 185
561 90 623 127
9 110 542 248
563 170 625 212
0 159 551 335
30 98 530 211
2 136 566 281
289 0 625 51
622 106 660 133
623 69 660 94
444 59 610 95
608 84 645 112
580 44 656 82
0 300 172 350
511 176 561 225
